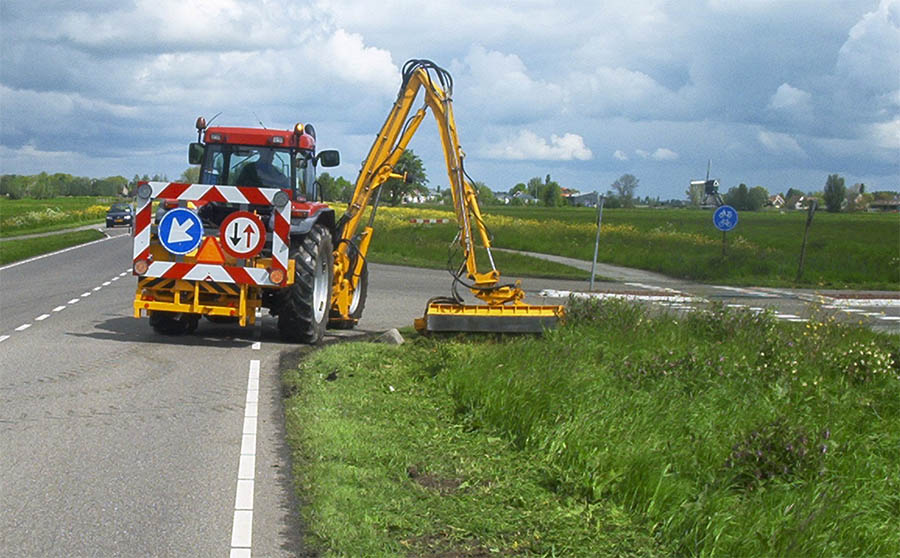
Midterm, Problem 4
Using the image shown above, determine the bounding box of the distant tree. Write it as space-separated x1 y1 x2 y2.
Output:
316 172 340 201
180 167 200 183
725 183 752 210
509 182 527 196
686 182 704 207
385 150 428 206
823 174 846 213
748 186 769 211
526 176 544 197
472 181 496 205
610 174 639 208
337 176 355 203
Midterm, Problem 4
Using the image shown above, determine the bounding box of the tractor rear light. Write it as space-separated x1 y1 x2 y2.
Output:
268 268 285 284
271 136 285 145
134 259 150 275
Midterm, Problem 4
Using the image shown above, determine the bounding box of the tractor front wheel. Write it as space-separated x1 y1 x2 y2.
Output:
274 225 333 344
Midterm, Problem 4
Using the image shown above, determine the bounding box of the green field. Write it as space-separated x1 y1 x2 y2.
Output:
284 301 900 557
0 196 115 237
366 206 899 290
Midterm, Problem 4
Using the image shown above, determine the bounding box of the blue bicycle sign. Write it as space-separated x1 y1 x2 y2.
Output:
713 205 739 232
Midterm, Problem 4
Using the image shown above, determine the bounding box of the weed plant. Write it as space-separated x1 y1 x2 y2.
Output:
285 300 898 556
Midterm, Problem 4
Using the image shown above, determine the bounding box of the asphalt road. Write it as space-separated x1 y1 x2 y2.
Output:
1 230 896 558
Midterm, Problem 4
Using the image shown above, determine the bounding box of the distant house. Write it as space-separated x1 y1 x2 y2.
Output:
493 191 512 204
768 194 785 208
513 191 538 204
868 197 900 212
794 196 819 210
568 192 599 207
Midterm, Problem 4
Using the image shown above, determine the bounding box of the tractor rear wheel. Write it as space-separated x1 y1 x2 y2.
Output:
330 262 368 329
274 225 333 344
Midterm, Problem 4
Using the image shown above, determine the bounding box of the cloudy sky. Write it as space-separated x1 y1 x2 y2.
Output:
1 0 897 199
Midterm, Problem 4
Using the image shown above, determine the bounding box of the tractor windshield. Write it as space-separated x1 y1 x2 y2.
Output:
200 145 292 189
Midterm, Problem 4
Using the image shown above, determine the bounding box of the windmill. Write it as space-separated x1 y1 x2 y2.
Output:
690 160 723 207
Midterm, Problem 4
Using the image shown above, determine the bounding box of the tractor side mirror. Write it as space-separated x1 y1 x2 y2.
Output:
188 143 204 165
316 149 340 168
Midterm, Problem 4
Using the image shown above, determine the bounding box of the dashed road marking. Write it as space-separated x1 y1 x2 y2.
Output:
713 285 778 298
35 314 50 321
68 298 80 304
251 342 261 350
15 324 31 332
879 316 900 321
0 335 9 343
92 286 102 292
102 281 111 286
53 306 66 312
80 292 91 298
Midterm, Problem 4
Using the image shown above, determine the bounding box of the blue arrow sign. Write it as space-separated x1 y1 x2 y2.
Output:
158 208 203 255
713 205 739 232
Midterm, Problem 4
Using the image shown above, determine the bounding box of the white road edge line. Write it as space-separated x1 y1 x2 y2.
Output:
231 359 260 554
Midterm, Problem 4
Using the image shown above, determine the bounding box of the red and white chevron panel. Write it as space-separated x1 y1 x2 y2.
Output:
133 182 291 286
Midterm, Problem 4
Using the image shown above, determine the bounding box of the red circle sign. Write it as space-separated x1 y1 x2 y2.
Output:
219 211 266 258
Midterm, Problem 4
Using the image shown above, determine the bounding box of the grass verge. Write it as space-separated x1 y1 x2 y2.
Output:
284 302 899 557
0 196 113 237
0 229 106 265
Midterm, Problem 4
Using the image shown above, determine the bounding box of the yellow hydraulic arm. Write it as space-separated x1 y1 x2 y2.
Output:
330 59 562 333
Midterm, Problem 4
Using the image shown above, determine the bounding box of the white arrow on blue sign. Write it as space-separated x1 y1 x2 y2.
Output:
158 208 203 255
713 205 739 232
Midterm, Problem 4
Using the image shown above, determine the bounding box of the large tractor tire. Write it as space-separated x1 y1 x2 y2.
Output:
274 225 334 344
149 311 198 335
330 262 368 330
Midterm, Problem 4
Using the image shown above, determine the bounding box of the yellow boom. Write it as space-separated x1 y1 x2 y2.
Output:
330 59 563 333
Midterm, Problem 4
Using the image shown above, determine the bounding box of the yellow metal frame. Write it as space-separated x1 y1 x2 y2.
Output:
133 258 295 327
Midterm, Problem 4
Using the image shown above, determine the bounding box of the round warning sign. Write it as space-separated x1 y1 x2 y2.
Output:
219 211 266 258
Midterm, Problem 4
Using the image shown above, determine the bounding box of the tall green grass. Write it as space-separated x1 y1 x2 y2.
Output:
433 301 899 556
285 302 899 556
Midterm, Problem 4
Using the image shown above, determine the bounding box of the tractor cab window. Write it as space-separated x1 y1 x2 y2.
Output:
294 151 317 201
200 145 291 189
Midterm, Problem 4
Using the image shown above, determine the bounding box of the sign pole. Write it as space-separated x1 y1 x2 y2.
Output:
722 230 727 257
590 194 605 291
796 200 817 281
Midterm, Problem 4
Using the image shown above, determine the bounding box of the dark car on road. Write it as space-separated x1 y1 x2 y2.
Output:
106 202 134 228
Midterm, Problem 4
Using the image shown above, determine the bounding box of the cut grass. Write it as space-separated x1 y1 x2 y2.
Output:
366 206 900 290
284 302 900 557
284 340 662 557
0 229 106 265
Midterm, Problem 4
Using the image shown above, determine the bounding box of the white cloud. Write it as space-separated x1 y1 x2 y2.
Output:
484 130 592 161
651 148 679 161
757 130 807 157
768 83 813 112
836 0 900 96
868 119 900 150
453 45 564 124
613 150 629 161
634 148 679 161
